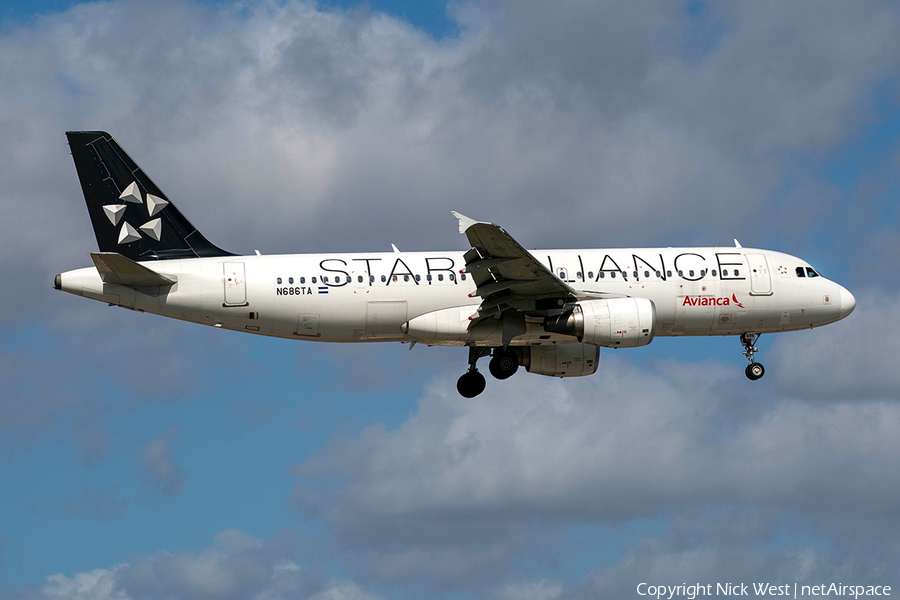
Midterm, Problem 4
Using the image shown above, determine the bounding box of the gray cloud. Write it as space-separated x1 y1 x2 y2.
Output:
141 429 183 497
1 0 899 597
771 290 900 399
291 354 900 589
2 0 897 298
577 509 900 599
62 485 129 519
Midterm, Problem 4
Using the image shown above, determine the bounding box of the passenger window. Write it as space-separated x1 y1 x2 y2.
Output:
403 275 409 282
611 272 616 279
415 275 421 282
450 273 456 281
381 275 386 282
806 267 819 278
323 276 329 283
289 277 294 284
393 276 398 282
369 276 375 283
734 270 740 276
644 271 650 278
588 271 594 279
427 274 432 282
678 270 683 277
438 274 444 281
655 271 661 277
312 277 317 284
722 270 728 277
277 277 282 284
711 270 716 277
667 270 672 277
300 277 306 284
358 276 363 283
577 272 582 280
689 270 694 277
461 274 466 281
599 272 605 279
633 271 638 278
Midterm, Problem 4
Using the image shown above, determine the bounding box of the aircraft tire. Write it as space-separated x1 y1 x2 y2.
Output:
489 351 519 380
745 362 765 381
457 370 486 398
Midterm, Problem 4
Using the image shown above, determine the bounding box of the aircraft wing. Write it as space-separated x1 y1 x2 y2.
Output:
452 212 576 324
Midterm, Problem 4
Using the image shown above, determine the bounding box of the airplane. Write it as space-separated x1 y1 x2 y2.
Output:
55 131 856 398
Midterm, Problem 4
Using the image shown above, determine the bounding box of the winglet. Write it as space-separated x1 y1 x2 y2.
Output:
451 211 480 234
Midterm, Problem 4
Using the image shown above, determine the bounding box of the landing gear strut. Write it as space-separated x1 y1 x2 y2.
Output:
457 347 489 398
741 332 765 381
489 347 519 380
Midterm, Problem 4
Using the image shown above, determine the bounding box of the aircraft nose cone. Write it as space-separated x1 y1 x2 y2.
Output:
839 286 856 319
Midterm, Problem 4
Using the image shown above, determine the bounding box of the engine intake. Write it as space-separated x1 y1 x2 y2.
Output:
543 298 656 348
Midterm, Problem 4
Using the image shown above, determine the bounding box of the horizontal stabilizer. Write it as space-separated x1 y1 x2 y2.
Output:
91 252 176 287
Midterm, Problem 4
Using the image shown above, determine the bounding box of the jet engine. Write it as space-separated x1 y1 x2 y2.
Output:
543 298 656 348
522 343 600 378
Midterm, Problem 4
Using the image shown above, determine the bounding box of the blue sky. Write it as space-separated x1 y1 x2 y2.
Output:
1 1 900 599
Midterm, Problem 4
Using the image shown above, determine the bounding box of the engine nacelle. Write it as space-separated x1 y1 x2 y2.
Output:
543 298 656 348
523 343 600 378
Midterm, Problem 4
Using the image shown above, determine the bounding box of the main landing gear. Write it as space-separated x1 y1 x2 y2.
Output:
489 347 519 380
457 347 488 398
741 332 765 381
457 347 520 398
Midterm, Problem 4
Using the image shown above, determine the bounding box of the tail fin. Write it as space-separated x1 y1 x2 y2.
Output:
66 131 234 261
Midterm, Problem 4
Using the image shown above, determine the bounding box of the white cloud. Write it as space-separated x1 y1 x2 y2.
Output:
19 529 387 600
41 566 128 600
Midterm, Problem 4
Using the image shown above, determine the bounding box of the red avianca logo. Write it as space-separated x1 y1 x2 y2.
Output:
682 294 745 308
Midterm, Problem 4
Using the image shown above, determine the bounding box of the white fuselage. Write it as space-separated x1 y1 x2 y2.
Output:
57 246 854 346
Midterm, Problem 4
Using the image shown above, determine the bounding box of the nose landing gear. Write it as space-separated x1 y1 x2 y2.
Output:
741 332 765 380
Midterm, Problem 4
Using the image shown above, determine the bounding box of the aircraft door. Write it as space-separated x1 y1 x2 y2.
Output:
747 254 772 296
223 262 248 306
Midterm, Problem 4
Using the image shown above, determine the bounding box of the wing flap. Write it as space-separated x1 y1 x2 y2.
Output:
91 252 176 287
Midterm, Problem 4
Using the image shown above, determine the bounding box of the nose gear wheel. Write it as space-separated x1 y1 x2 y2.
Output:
741 332 765 380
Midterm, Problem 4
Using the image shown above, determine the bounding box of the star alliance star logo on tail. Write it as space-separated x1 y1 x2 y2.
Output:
102 181 168 245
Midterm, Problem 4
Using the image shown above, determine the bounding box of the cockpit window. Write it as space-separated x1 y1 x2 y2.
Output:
806 267 820 278
796 266 806 278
